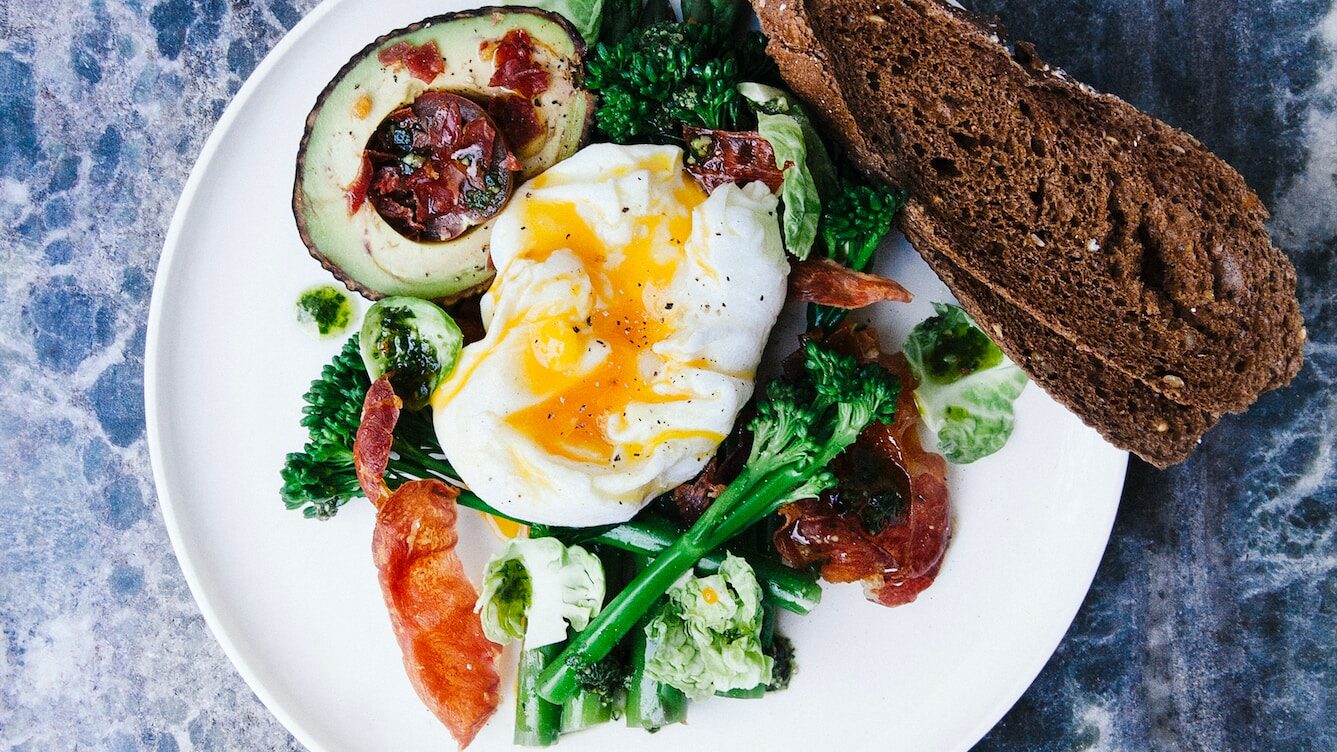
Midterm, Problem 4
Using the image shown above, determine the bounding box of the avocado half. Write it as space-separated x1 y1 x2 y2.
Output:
293 7 595 302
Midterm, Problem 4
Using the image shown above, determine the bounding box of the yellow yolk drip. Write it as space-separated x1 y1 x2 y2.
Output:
701 587 719 605
484 514 528 540
503 179 707 463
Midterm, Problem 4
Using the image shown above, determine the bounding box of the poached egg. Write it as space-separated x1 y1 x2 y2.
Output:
432 143 787 526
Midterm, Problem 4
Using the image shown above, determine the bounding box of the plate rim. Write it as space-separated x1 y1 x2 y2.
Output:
143 2 1129 750
143 1 360 750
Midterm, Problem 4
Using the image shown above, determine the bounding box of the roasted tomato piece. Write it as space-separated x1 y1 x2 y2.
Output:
774 324 952 607
364 90 521 242
682 126 786 194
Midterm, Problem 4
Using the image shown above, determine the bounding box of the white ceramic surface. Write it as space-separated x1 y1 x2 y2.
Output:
144 1 1129 749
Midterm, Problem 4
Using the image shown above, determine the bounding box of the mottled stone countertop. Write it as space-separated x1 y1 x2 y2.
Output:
1 0 1332 749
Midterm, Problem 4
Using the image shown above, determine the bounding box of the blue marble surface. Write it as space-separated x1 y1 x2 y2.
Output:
0 0 1331 749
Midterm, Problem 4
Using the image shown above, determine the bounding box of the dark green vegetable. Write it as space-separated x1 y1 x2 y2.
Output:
515 644 564 747
561 689 616 733
537 341 900 704
809 183 907 331
562 638 628 733
585 21 748 144
597 0 643 44
681 0 745 45
765 634 796 692
637 0 675 25
279 337 822 612
279 335 449 519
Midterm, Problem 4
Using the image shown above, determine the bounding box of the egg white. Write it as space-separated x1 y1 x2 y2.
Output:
432 143 787 527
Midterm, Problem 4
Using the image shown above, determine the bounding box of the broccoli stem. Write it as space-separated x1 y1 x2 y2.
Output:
624 555 688 730
538 343 900 705
514 644 563 747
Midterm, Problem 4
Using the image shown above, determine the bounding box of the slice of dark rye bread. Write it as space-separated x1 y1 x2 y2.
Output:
910 215 1220 467
752 0 1305 416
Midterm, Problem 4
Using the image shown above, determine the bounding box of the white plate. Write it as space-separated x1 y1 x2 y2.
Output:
144 1 1128 750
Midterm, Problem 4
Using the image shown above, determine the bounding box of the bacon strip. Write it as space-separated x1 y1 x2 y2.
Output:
789 257 913 309
372 479 502 748
774 325 951 607
354 376 400 509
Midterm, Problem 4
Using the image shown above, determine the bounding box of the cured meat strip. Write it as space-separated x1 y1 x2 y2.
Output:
372 479 502 747
789 257 913 309
353 376 399 509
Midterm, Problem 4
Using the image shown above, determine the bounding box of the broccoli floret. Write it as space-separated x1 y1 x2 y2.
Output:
585 21 748 144
809 183 907 331
278 334 447 519
538 340 900 703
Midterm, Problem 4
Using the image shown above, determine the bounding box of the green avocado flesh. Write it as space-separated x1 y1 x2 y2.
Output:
295 8 593 302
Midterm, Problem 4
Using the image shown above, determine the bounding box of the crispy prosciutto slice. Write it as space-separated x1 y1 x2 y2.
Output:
378 40 446 83
682 126 786 194
354 376 400 508
373 479 502 747
789 257 913 309
353 380 501 746
486 28 550 98
774 324 951 607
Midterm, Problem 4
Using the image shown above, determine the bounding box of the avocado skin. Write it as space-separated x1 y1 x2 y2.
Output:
293 7 595 304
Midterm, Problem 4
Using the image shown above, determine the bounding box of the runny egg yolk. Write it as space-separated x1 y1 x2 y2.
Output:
501 179 714 464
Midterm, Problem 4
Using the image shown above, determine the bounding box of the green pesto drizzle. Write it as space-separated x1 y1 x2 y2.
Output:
296 285 353 337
